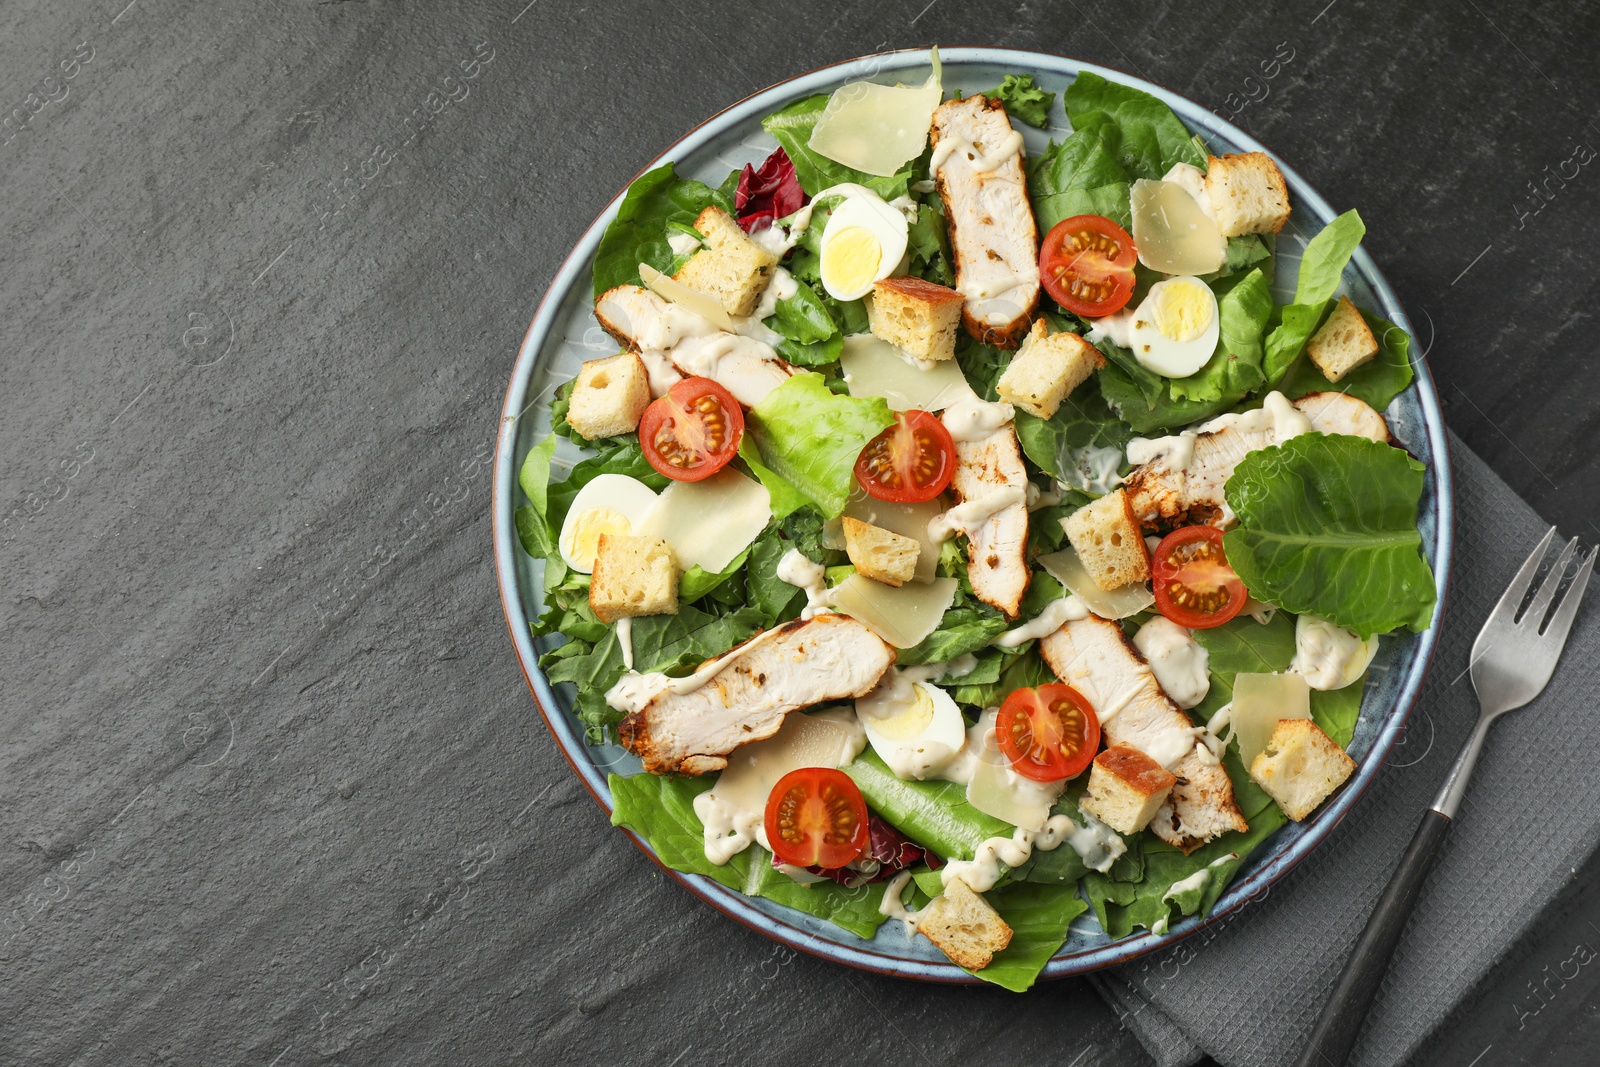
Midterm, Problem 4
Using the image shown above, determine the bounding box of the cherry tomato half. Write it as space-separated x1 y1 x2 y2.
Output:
764 767 870 869
854 410 956 503
1039 214 1138 318
1151 525 1247 629
996 684 1101 783
638 377 743 482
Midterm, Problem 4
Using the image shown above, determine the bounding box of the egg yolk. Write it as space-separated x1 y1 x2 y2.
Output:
870 686 935 740
821 226 883 295
1149 279 1214 343
564 506 633 570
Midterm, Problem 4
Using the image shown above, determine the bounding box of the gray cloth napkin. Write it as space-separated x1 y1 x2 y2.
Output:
1089 431 1600 1067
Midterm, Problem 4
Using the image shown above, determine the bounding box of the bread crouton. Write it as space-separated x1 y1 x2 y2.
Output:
1061 489 1150 591
1249 718 1356 821
1306 296 1379 383
1080 744 1177 835
566 352 651 440
841 517 920 587
589 534 678 623
918 877 1013 971
1205 152 1291 237
672 206 778 317
996 319 1105 419
867 276 965 362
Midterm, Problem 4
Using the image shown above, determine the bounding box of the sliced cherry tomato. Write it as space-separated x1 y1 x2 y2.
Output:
1039 214 1138 318
996 684 1101 783
854 409 956 503
638 377 743 482
1151 525 1247 629
764 767 870 869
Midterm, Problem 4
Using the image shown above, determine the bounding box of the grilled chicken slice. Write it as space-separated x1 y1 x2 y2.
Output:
944 419 1031 618
1039 615 1248 852
618 615 896 776
931 96 1039 348
594 284 794 406
1293 391 1392 442
1122 390 1389 531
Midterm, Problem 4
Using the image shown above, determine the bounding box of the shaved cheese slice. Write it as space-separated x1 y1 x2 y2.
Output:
843 489 946 584
1230 672 1312 767
1038 547 1155 619
831 575 957 648
808 53 942 179
638 467 771 573
693 707 866 863
840 334 977 412
639 262 736 332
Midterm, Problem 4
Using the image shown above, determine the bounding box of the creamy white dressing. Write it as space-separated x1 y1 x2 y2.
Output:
666 230 702 257
1291 614 1378 690
995 593 1090 649
1062 810 1128 873
604 622 796 715
616 617 634 671
636 349 684 395
940 395 1016 442
927 486 1026 543
880 870 926 932
1200 390 1313 441
751 265 799 322
1162 162 1216 221
1134 617 1210 709
1151 852 1237 935
1127 430 1198 471
776 547 834 619
1085 306 1136 350
604 670 672 714
1062 444 1127 496
929 129 1025 174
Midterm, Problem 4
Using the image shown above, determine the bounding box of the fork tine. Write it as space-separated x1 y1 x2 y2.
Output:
1538 546 1595 646
1473 528 1557 657
1522 536 1579 628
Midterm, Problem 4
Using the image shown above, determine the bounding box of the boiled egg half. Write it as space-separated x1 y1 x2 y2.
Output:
819 190 910 301
1127 276 1220 378
557 473 659 573
855 676 965 780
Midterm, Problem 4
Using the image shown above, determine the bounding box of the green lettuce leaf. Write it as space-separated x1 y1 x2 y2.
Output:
592 163 732 299
1063 71 1206 180
735 437 809 521
761 95 912 201
1278 309 1415 411
1013 376 1135 482
746 372 895 518
1224 434 1436 637
1262 210 1366 386
895 603 1010 666
980 73 1056 129
843 749 1013 862
907 199 955 286
1028 125 1134 232
972 882 1089 991
609 772 888 939
765 279 844 370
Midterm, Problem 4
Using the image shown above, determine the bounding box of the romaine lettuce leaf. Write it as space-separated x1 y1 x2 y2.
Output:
894 603 1009 666
1027 124 1134 232
1278 308 1415 411
843 749 1013 862
761 95 912 201
746 372 894 518
979 73 1057 129
972 881 1089 991
609 771 888 939
1263 210 1366 386
1063 71 1206 181
592 163 732 299
1223 434 1436 637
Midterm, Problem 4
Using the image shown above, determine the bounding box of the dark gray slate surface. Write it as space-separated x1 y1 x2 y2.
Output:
1 2 1596 1065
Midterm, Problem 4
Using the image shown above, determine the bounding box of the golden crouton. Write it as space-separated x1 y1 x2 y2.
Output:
841 517 920 587
1249 718 1357 821
918 877 1013 971
1204 152 1291 237
566 352 651 440
589 534 678 623
1306 296 1379 383
996 319 1105 419
1080 744 1177 835
1061 489 1150 591
672 206 779 317
867 276 965 362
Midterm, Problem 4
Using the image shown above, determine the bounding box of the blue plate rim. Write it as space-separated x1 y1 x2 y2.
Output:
492 46 1456 983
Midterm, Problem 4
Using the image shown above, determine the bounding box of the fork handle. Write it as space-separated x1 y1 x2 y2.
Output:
1291 809 1452 1067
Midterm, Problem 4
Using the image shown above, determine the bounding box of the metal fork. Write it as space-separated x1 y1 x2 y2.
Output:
1294 527 1596 1067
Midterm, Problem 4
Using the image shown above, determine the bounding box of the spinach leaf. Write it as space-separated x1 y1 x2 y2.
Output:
1224 434 1436 637
609 771 888 939
761 95 912 200
907 199 955 286
1013 376 1135 482
979 73 1057 129
1064 71 1206 180
592 163 732 299
746 373 895 518
1028 125 1133 232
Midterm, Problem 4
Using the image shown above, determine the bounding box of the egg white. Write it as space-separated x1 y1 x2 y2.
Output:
1127 276 1221 378
856 679 965 780
819 192 910 301
557 474 660 573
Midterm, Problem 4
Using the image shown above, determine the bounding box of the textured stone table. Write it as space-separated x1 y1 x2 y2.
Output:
3 1 1597 1065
